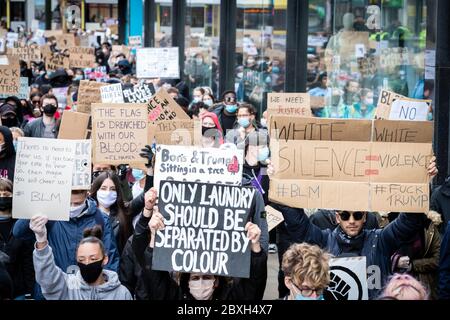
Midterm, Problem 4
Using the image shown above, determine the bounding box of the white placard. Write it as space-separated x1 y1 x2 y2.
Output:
128 35 142 48
136 47 180 78
265 205 284 231
73 140 92 190
6 32 19 48
154 144 244 190
327 257 368 300
12 138 76 221
0 38 5 53
355 44 366 58
100 83 125 103
389 99 430 121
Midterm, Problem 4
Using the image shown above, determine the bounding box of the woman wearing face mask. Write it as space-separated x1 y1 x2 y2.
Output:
0 126 16 182
349 88 376 119
202 93 215 109
199 112 224 148
281 243 330 300
29 220 132 300
132 188 267 300
9 127 24 152
131 168 147 200
23 94 60 138
0 178 35 299
91 172 132 254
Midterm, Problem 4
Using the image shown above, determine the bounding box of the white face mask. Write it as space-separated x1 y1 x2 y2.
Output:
96 190 117 209
70 202 86 218
189 278 215 300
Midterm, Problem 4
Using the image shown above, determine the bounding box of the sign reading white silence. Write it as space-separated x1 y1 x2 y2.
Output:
12 137 75 221
154 145 244 190
153 180 256 278
136 47 180 78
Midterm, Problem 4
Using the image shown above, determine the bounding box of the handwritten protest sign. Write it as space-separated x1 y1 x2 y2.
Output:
136 47 180 78
122 82 155 103
148 119 196 146
58 111 91 139
69 47 95 68
389 99 431 121
92 103 148 164
267 93 312 117
269 118 433 212
147 88 190 121
84 66 108 82
77 80 107 113
55 33 77 50
373 120 433 143
0 56 20 95
327 257 368 300
374 90 406 119
154 144 244 190
265 205 284 232
100 83 125 103
12 138 76 221
9 43 41 63
44 51 70 72
72 140 92 190
153 180 256 278
0 77 28 99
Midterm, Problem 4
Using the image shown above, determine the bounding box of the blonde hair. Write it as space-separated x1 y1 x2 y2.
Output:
282 243 330 290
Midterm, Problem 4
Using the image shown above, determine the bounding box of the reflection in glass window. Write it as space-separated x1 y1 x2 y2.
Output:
155 1 172 47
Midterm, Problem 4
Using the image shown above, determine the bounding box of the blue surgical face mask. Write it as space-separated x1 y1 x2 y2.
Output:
74 75 83 81
238 118 250 128
295 294 324 301
132 168 146 181
272 66 280 74
225 104 237 113
193 97 201 103
204 99 213 107
257 146 270 162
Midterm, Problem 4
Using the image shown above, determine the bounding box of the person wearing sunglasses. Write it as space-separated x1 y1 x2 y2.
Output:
211 90 238 133
271 158 438 299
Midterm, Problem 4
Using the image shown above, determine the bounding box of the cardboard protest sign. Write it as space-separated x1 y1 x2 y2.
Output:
148 119 195 146
327 257 368 300
84 66 108 82
44 51 70 72
12 138 76 221
374 90 406 119
92 103 148 164
147 88 190 121
69 47 95 68
265 205 284 232
389 99 431 121
0 77 28 99
0 56 20 95
268 116 372 142
44 30 64 38
100 83 125 103
9 43 41 63
72 140 92 190
77 80 107 113
55 33 77 50
267 93 312 117
122 82 155 103
269 118 433 212
154 144 244 190
58 111 91 139
373 120 433 143
153 180 256 278
136 47 180 78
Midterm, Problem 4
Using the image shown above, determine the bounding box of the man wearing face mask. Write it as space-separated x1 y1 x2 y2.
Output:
30 219 131 300
13 189 120 299
0 178 35 299
211 91 238 133
23 94 60 138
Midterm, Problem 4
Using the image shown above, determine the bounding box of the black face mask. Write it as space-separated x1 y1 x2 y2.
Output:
43 104 57 116
202 126 217 136
77 259 104 284
1 117 17 128
0 197 12 211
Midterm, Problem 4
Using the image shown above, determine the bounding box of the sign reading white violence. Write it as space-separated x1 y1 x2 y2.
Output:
100 83 124 103
136 47 180 78
327 257 368 300
154 144 244 190
72 140 92 190
12 137 75 221
389 99 430 121
153 180 256 277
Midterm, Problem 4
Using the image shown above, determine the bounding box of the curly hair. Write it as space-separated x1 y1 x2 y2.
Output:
282 243 331 291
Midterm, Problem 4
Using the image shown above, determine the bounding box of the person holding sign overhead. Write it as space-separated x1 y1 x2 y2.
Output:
30 219 132 300
132 188 267 300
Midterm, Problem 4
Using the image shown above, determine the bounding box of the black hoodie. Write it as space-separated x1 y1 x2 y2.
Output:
0 126 16 182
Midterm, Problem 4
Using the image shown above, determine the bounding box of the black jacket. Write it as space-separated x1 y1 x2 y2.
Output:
0 218 35 298
0 126 16 182
132 215 267 300
23 117 60 138
273 204 424 299
431 178 450 234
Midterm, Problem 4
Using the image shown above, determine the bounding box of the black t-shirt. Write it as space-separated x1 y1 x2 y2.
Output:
221 111 236 133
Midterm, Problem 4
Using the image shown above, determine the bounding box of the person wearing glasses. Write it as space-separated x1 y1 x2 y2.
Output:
211 91 238 133
281 243 330 300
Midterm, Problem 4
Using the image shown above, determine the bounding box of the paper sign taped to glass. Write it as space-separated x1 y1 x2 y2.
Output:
269 117 433 213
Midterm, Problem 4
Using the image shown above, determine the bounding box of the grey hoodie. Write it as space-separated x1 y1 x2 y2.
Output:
33 244 132 300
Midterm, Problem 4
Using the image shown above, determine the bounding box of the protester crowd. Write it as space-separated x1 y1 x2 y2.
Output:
0 28 449 302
